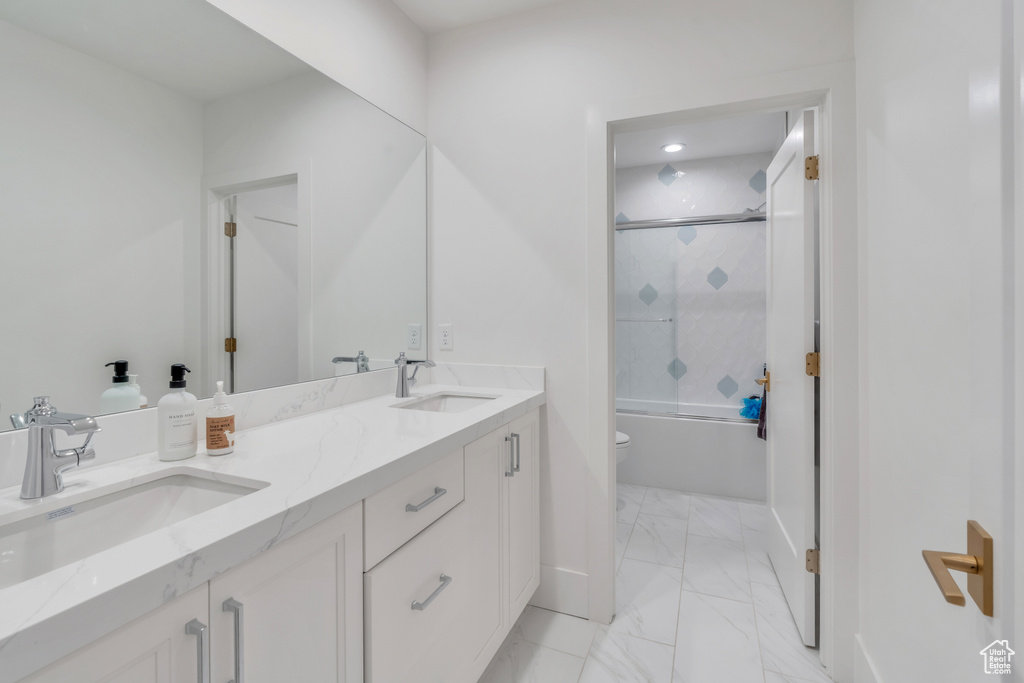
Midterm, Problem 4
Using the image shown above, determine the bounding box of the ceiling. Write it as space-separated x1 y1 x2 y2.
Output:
614 112 787 169
393 0 566 34
0 0 311 101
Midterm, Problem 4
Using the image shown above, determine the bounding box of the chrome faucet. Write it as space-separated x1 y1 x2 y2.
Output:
333 350 370 373
394 353 435 398
15 396 100 500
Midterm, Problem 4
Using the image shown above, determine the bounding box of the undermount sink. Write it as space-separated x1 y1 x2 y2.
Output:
0 471 267 590
396 392 497 413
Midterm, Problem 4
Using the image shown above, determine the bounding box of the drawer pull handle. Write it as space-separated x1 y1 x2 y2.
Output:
412 574 452 611
406 487 447 512
222 597 245 683
512 432 521 472
505 435 514 477
184 619 209 683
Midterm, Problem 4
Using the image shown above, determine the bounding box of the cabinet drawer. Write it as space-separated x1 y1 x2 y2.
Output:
364 501 500 683
363 448 464 569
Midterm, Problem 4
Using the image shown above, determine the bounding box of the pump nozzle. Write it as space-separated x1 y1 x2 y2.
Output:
105 360 129 383
169 364 191 388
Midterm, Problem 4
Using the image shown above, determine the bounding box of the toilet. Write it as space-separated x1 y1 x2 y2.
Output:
615 431 631 511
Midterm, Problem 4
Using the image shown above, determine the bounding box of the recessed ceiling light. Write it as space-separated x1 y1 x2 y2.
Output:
662 143 685 153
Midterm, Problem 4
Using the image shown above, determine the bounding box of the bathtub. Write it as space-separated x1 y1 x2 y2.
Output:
615 398 766 501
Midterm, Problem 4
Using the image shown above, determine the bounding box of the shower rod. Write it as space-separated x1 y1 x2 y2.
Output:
614 211 765 231
616 317 673 323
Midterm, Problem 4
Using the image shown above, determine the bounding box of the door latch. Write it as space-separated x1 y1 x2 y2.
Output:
922 520 993 617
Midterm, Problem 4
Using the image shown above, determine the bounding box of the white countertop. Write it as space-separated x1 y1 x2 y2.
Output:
0 383 545 681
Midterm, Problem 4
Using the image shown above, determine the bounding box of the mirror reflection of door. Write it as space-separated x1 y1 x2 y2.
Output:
229 183 300 394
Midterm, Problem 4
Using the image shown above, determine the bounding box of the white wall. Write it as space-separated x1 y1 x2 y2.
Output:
427 0 856 641
205 0 428 134
0 19 203 420
203 71 428 381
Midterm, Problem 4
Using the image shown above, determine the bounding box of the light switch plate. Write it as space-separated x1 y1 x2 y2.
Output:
439 324 453 350
407 323 422 350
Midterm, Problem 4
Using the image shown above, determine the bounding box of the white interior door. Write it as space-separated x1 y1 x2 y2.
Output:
233 184 299 394
765 110 817 647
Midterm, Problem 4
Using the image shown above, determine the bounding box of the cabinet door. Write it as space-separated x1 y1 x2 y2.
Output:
209 503 362 683
507 409 540 618
22 585 209 683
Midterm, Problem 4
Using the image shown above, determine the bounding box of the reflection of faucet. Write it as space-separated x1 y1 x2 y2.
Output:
394 352 435 398
15 396 100 500
332 350 370 373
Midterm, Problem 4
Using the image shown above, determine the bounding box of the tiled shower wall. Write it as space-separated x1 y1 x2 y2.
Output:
615 153 769 416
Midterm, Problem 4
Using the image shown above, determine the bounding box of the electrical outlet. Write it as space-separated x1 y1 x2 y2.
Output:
407 323 422 350
439 324 454 350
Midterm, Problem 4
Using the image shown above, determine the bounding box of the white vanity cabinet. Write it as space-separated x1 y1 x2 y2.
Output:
21 503 363 683
363 408 541 683
209 502 363 683
21 584 210 683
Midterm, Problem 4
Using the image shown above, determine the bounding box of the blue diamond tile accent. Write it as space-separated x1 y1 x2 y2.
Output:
615 212 630 224
717 375 739 398
638 283 658 306
677 225 697 245
749 169 767 194
707 267 729 290
658 164 678 187
667 358 688 380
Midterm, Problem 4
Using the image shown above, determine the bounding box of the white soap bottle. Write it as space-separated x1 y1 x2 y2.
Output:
101 360 141 414
157 364 198 461
205 381 235 456
127 373 148 409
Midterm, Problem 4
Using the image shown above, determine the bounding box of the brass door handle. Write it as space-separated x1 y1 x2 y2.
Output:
921 520 993 617
755 372 770 392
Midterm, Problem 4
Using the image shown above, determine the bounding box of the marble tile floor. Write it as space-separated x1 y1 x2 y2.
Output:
477 485 831 683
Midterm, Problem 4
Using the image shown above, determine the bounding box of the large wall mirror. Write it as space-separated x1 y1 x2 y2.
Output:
0 0 427 431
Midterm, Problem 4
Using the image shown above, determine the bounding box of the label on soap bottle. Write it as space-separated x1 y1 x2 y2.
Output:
207 415 235 450
164 410 197 451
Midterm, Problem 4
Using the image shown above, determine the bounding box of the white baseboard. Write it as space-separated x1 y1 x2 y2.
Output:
854 634 882 683
528 564 589 619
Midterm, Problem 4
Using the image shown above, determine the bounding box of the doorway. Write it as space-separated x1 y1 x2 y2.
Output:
226 183 301 393
581 79 859 680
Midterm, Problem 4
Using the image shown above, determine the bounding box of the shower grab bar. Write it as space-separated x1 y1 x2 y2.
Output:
616 317 673 323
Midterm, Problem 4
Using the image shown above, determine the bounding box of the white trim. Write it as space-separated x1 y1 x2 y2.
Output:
528 565 590 619
200 159 313 396
854 634 883 683
585 61 858 679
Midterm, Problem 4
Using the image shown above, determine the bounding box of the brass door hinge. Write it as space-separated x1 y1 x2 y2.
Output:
806 548 820 574
805 352 821 377
224 221 237 237
225 337 237 353
805 155 819 180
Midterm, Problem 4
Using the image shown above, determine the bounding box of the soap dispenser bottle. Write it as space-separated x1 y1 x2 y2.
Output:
205 381 235 456
157 364 198 461
101 360 141 414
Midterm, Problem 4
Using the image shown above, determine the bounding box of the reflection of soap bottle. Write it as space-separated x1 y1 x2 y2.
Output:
157 364 197 461
206 381 235 456
101 360 141 414
127 373 148 408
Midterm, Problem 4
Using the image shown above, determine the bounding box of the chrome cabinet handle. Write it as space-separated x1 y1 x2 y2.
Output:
512 433 521 472
222 598 245 683
185 618 209 683
411 574 452 611
505 435 514 477
406 487 447 512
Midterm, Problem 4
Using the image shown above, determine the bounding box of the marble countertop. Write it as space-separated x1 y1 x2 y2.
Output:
0 382 545 681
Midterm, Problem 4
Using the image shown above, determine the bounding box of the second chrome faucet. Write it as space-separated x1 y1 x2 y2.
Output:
394 352 435 398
